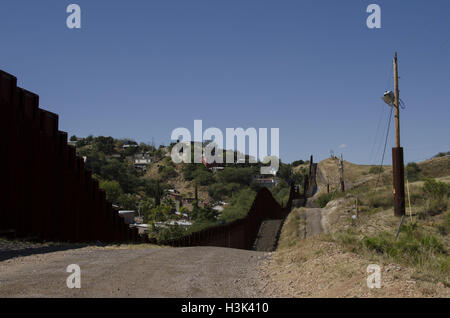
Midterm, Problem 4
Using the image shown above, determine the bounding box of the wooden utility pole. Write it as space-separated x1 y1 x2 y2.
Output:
392 52 406 217
394 53 400 148
339 154 345 192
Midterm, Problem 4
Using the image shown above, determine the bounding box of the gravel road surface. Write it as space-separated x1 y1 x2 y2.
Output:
0 245 269 298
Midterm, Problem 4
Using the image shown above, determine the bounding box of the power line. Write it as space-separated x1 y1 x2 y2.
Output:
369 104 386 165
375 106 393 188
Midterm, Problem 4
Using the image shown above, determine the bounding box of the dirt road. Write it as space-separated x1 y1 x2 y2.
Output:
296 206 329 239
0 245 269 298
253 219 283 251
303 209 324 237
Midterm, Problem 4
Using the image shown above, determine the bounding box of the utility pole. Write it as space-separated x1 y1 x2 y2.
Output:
339 154 345 192
392 52 406 217
394 53 400 148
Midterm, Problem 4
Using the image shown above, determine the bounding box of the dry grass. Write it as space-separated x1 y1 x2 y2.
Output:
259 156 450 297
417 156 450 179
259 211 449 297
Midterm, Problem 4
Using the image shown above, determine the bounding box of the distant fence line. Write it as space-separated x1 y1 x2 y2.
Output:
0 70 139 243
162 178 306 249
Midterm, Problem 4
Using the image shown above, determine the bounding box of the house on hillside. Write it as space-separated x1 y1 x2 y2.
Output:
122 140 138 149
134 152 151 171
201 156 225 171
167 189 183 201
254 176 279 188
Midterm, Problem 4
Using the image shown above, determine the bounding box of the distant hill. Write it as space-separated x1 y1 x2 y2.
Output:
313 155 450 195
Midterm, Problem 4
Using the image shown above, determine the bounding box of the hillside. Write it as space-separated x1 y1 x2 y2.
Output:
258 155 450 297
71 135 301 242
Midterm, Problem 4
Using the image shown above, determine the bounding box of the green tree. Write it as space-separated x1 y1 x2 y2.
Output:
219 188 256 223
277 163 293 183
93 136 115 155
99 180 123 203
191 205 218 222
216 167 255 186
148 204 172 222
207 182 241 201
118 193 139 210
194 170 214 186
291 159 304 167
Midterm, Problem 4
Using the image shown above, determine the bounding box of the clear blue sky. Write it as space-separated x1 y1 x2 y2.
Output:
1 0 449 164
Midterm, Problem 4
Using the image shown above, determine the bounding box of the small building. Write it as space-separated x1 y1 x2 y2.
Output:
168 189 183 201
134 152 151 171
212 205 224 212
254 176 279 188
201 156 225 170
130 223 149 234
118 210 136 225
122 140 138 149
175 211 189 219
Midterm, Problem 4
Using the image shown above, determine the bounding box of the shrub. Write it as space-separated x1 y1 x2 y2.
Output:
405 162 421 182
363 232 396 255
433 151 450 158
422 178 448 200
291 160 304 167
420 179 449 217
369 166 384 174
218 188 256 223
337 229 361 252
155 224 188 243
208 182 241 201
316 193 335 208
216 167 255 186
159 166 177 181
193 170 215 186
421 198 448 217
270 180 290 205
367 191 394 209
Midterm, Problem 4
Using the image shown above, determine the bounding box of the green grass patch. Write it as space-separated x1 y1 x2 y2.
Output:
337 223 449 286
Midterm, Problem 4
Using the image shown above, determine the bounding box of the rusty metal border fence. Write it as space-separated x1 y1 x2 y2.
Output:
162 184 303 249
0 70 140 243
0 69 309 248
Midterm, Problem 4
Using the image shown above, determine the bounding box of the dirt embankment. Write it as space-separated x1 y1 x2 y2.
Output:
256 202 450 298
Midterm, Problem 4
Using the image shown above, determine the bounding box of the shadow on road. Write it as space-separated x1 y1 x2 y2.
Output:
0 241 94 262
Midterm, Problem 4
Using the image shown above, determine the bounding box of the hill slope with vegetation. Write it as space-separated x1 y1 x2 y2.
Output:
71 135 308 242
258 154 450 297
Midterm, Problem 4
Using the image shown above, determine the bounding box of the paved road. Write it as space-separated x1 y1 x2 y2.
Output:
0 245 269 298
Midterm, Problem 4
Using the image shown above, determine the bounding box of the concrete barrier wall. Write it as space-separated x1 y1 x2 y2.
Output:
0 70 139 243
